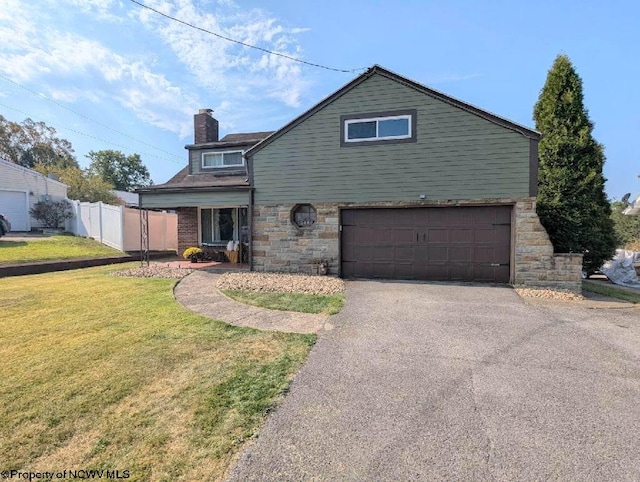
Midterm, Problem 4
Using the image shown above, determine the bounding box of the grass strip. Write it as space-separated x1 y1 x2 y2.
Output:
582 281 640 304
221 289 344 315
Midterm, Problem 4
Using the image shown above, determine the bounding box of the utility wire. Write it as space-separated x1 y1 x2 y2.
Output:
0 102 183 166
129 0 366 74
0 73 184 161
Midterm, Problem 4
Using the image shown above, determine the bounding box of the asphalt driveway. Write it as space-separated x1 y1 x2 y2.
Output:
228 281 640 481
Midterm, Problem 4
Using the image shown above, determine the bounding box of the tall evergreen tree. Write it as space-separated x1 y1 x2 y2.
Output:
533 54 617 274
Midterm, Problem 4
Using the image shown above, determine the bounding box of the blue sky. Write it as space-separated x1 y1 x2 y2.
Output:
0 0 637 199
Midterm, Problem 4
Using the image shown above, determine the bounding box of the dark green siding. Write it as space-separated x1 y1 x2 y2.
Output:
252 73 531 205
189 148 250 175
189 150 201 174
140 190 249 209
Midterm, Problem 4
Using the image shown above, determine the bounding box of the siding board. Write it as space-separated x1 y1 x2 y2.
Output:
140 190 249 209
252 73 531 204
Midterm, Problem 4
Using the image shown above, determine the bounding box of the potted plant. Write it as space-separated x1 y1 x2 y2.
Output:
183 247 203 263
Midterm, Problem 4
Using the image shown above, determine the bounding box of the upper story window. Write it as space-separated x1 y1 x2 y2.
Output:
341 109 417 146
202 150 244 168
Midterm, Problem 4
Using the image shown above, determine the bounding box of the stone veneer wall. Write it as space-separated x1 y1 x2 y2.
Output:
253 203 340 274
176 207 198 257
252 199 583 292
513 199 583 292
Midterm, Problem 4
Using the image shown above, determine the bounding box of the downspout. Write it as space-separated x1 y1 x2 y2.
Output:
249 188 254 271
246 152 255 272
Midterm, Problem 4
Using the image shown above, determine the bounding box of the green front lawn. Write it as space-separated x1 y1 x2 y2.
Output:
0 265 314 480
222 290 345 315
0 234 121 265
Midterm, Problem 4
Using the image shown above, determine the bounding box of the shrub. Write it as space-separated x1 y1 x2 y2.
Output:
625 239 640 251
29 199 73 228
182 247 203 259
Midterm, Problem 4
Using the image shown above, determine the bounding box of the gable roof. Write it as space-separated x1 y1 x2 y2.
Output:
246 64 540 158
0 157 69 188
136 166 249 193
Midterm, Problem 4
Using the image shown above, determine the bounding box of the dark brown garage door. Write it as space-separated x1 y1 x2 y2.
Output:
341 206 511 283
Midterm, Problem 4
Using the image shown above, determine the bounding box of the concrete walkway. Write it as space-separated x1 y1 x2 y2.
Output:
174 270 332 334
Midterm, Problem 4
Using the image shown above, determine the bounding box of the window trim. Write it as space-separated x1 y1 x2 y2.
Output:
340 109 417 147
290 204 317 229
201 150 245 169
198 206 246 244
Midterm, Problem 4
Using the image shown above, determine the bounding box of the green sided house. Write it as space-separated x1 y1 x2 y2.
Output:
138 65 582 291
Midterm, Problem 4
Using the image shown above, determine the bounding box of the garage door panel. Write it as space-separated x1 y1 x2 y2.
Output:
450 247 471 262
450 264 473 281
414 246 429 262
473 209 496 224
396 246 414 261
375 229 395 245
450 229 472 243
372 210 395 226
341 206 511 283
495 208 512 224
372 263 394 279
427 264 450 280
495 227 511 244
395 263 417 279
394 228 414 244
473 265 495 282
394 209 416 225
353 227 374 243
341 210 359 225
427 246 448 261
373 246 393 261
428 229 448 242
474 246 496 262
474 228 497 243
0 190 28 231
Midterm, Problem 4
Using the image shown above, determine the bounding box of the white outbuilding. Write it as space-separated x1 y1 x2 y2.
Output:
0 158 68 231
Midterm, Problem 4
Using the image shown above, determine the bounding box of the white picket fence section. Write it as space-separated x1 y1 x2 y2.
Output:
66 200 177 252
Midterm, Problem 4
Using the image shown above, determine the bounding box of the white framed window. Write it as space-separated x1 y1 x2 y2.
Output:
345 115 411 142
202 150 244 168
200 207 247 244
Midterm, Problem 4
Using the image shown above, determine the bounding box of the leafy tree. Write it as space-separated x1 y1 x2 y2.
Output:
86 150 152 191
611 201 640 248
533 54 617 274
0 115 78 169
34 165 119 204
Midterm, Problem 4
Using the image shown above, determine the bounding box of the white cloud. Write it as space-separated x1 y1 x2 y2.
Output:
0 0 311 140
65 0 124 22
135 0 309 107
0 0 199 137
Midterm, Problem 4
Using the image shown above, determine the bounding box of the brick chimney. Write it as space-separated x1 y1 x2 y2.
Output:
194 108 219 144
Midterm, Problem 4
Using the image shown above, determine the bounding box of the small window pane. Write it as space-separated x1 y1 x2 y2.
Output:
292 204 317 228
223 152 243 166
378 118 409 138
203 153 223 167
347 121 376 139
201 209 213 243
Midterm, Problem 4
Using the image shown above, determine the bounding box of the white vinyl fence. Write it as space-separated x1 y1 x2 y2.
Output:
66 200 177 252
